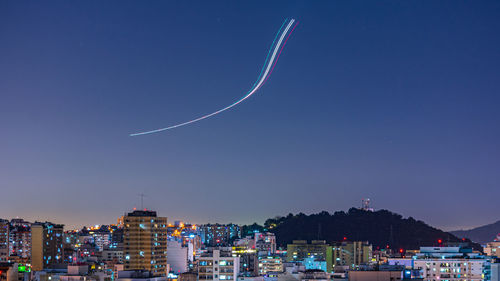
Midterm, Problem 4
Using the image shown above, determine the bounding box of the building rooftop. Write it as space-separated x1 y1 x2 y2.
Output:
32 221 64 228
126 210 157 217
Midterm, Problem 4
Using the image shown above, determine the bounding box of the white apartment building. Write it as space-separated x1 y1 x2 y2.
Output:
414 259 485 280
198 250 240 281
413 247 486 281
167 240 188 274
492 263 500 281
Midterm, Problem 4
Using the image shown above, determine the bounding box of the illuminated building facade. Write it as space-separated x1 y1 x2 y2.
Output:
111 228 124 247
31 222 64 271
123 210 167 277
231 247 257 277
197 250 239 280
0 219 32 265
258 256 283 275
0 221 8 261
301 256 327 272
254 232 276 255
93 232 111 252
286 240 333 272
117 216 124 228
331 241 372 269
9 225 31 261
484 241 500 258
413 247 487 281
200 224 241 247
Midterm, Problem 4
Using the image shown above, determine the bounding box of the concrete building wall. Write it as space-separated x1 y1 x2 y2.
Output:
414 259 484 280
31 225 44 271
166 240 188 274
491 263 500 281
198 250 240 281
31 223 64 271
0 262 19 281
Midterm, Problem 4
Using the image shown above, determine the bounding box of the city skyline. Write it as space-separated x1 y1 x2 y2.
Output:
0 203 495 232
1 1 500 232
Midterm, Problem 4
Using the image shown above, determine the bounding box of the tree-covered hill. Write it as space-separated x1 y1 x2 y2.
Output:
243 208 480 251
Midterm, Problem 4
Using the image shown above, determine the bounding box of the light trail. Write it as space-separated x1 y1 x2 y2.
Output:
249 18 288 91
263 21 299 86
130 18 298 136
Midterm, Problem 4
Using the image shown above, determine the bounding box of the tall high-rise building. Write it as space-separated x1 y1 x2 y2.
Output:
31 222 64 271
0 220 9 261
9 224 31 261
123 210 167 277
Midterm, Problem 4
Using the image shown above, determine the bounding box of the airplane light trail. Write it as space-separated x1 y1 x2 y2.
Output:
130 18 298 136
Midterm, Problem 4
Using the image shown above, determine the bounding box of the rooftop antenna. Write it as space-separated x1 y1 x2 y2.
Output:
138 193 146 210
361 198 374 211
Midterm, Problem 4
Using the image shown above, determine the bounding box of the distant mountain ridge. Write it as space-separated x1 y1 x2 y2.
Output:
243 208 481 251
450 220 500 244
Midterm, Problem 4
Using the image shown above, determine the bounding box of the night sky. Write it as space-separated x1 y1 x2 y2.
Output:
1 1 499 230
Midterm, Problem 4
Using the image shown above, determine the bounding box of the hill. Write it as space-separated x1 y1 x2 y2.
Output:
243 208 480 251
451 220 500 244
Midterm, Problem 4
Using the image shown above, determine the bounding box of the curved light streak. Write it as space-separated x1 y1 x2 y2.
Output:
249 18 288 90
130 19 297 136
263 21 299 86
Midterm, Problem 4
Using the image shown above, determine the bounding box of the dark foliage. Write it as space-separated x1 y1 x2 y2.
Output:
241 223 266 236
246 208 481 251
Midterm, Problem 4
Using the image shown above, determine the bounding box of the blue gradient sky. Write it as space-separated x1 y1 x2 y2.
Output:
1 1 499 230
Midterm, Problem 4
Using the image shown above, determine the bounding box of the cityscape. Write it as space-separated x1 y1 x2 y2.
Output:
2 1 500 281
1 203 500 281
